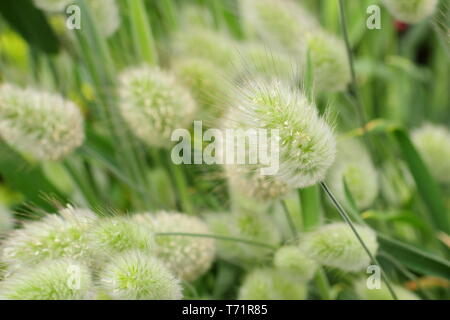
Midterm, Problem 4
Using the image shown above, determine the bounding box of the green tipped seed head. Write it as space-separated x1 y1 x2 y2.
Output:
382 0 438 24
238 268 307 300
1 206 97 270
224 79 336 201
327 138 379 209
0 206 14 235
306 31 351 93
0 259 92 300
241 0 318 54
412 124 450 184
0 83 85 161
354 279 420 300
98 250 182 300
302 222 378 272
133 211 215 282
173 58 230 119
32 0 72 12
86 0 121 38
118 66 196 148
207 210 280 263
87 216 154 258
273 246 317 281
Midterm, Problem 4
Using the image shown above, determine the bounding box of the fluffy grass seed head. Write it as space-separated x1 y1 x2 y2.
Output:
302 222 378 272
207 210 280 263
382 0 438 24
306 31 351 93
0 83 85 161
0 259 92 300
273 246 317 281
32 0 72 12
0 206 14 235
412 124 450 184
87 216 154 259
223 79 336 201
327 138 379 209
133 211 215 282
238 268 307 300
1 206 97 270
172 57 230 119
86 0 121 38
354 278 420 300
98 250 182 300
241 0 318 54
118 66 196 148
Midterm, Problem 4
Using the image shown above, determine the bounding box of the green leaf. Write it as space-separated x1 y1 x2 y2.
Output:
378 234 450 280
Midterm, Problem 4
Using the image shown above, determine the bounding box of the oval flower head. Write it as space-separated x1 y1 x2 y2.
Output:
0 83 85 161
133 211 215 282
412 124 450 184
382 0 438 24
98 250 182 300
1 206 97 270
0 258 92 300
86 0 121 38
223 79 336 201
327 138 379 209
118 66 196 148
238 268 307 300
273 245 317 281
302 222 378 272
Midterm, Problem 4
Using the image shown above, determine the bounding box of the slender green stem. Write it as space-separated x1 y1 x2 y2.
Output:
314 267 332 300
281 199 297 237
299 186 322 230
155 232 277 249
320 181 398 300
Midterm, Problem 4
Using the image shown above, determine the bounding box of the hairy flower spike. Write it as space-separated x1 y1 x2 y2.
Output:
382 0 438 24
327 138 378 209
87 0 121 38
302 222 378 272
238 268 307 300
0 259 92 300
224 80 336 201
0 206 13 235
207 210 280 263
1 207 97 270
133 212 215 282
412 124 450 184
306 32 351 93
273 246 317 281
0 84 85 160
354 279 420 300
98 250 182 300
118 66 196 148
87 216 154 258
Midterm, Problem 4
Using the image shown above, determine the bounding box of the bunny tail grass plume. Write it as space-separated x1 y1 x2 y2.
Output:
207 210 280 263
133 211 215 282
0 259 92 300
1 206 97 270
327 138 379 209
354 279 420 300
86 0 121 38
87 216 154 258
302 222 378 272
241 0 318 54
0 206 14 235
32 0 72 12
382 0 438 24
238 268 307 300
172 58 230 119
118 66 196 148
223 79 336 201
98 250 182 300
412 124 450 184
0 83 85 161
273 246 317 281
306 31 351 93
